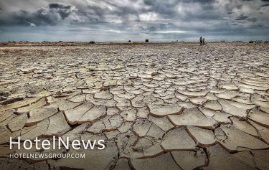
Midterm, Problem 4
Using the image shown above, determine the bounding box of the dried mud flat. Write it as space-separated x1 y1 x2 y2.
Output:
0 42 269 170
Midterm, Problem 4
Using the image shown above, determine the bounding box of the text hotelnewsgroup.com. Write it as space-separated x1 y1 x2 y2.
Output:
9 153 86 159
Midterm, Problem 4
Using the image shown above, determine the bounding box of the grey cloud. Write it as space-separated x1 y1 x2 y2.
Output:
261 3 269 7
141 0 219 22
143 0 180 16
247 18 258 22
49 3 71 9
235 14 248 20
0 2 76 26
0 0 257 26
0 0 269 42
48 3 74 19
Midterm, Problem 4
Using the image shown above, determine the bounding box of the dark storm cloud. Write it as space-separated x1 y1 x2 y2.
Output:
235 14 248 20
49 3 71 9
0 0 262 26
0 2 78 26
261 3 269 7
0 0 269 42
48 3 74 19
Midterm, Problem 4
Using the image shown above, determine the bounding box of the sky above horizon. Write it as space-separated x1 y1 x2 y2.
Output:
0 0 269 42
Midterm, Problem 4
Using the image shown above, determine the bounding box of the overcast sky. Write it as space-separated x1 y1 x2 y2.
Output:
0 0 269 42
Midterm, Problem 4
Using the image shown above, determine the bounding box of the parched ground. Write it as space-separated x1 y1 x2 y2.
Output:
0 42 269 170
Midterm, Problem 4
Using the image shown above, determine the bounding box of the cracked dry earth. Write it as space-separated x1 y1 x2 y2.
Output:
0 42 269 170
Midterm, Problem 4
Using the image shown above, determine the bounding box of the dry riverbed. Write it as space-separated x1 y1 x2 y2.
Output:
0 42 269 170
